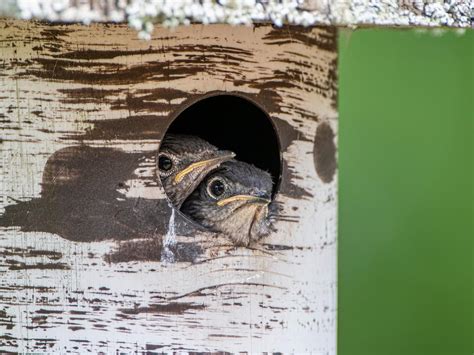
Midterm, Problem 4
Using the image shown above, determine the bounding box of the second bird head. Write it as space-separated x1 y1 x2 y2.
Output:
181 160 275 247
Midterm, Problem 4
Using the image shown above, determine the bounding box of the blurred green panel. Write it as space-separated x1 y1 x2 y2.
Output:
338 29 473 355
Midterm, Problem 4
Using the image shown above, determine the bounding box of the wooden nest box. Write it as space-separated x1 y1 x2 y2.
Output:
0 21 337 352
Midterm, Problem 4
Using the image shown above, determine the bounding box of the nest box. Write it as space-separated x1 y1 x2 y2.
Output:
0 21 337 352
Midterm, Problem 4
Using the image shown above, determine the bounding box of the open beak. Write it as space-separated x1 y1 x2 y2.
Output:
173 151 235 185
217 194 271 207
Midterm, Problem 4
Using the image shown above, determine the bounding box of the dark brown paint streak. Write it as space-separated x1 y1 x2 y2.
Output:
57 87 123 104
314 122 337 183
327 57 338 110
109 88 191 113
53 44 253 60
5 261 69 271
119 302 206 315
65 115 168 141
22 58 203 85
263 26 337 52
0 146 169 242
1 248 62 260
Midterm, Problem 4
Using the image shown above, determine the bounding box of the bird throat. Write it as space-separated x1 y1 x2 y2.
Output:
217 203 268 246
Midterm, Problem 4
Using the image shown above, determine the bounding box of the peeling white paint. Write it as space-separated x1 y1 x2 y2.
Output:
161 206 177 263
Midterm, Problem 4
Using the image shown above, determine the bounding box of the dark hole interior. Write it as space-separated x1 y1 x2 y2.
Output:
165 94 281 195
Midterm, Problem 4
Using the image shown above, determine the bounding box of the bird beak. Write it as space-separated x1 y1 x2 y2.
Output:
173 151 235 185
217 194 271 207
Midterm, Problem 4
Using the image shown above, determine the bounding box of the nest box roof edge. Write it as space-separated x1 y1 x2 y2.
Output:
0 0 471 39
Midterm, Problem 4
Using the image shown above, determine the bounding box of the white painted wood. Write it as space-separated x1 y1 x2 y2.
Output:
0 20 337 353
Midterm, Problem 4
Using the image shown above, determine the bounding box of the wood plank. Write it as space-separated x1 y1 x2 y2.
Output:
0 20 337 352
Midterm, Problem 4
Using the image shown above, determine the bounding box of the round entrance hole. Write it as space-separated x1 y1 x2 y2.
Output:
159 94 281 210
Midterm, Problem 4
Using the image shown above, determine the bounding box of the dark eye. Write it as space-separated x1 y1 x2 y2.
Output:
208 178 226 199
158 155 173 172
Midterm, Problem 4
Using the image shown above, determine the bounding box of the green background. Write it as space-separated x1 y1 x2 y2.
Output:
338 29 472 355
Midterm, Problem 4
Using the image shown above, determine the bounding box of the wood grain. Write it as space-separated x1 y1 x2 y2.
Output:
0 20 337 353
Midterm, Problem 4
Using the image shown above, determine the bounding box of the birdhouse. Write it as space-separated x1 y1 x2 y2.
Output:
0 1 467 353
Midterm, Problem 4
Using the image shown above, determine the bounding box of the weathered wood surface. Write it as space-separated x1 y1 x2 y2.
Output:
0 20 337 353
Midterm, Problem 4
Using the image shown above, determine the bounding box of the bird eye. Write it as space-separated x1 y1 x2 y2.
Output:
207 178 226 199
158 154 173 173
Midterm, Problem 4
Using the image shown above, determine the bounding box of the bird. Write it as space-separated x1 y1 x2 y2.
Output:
181 160 275 246
158 134 235 208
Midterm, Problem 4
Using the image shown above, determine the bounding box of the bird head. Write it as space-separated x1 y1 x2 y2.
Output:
181 160 274 246
158 134 235 208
